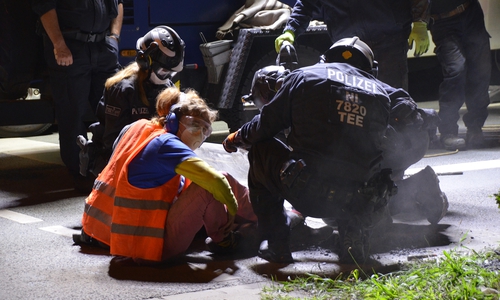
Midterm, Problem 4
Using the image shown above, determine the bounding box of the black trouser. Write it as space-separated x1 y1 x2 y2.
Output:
247 138 389 246
380 125 430 180
43 36 119 175
247 138 291 245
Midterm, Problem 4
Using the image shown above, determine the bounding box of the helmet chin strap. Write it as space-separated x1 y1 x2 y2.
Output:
149 71 172 85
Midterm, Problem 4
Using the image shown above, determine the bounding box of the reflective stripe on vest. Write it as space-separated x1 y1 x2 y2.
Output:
81 120 175 259
107 120 182 261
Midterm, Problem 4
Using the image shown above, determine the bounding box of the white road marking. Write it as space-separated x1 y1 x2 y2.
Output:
0 137 62 165
0 209 43 223
39 225 80 238
407 159 500 175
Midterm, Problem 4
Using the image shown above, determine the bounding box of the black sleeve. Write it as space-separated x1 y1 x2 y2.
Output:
101 80 137 150
283 0 320 37
31 0 57 17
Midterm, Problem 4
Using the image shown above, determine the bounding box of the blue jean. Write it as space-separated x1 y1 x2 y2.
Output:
430 0 491 136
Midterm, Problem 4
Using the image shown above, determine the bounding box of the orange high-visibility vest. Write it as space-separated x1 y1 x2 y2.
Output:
82 119 187 261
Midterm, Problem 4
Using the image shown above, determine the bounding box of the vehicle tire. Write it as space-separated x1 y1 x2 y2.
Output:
0 124 52 138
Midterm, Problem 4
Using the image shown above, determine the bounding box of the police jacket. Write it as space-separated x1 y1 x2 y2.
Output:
32 0 122 35
239 63 393 183
96 76 173 150
430 0 471 15
284 0 430 45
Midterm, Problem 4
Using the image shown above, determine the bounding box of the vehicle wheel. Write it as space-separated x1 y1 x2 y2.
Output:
0 124 52 138
0 89 53 138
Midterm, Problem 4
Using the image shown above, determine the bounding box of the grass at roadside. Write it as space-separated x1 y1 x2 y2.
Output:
261 247 500 300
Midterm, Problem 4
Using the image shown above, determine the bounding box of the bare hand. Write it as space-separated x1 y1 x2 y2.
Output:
54 44 73 66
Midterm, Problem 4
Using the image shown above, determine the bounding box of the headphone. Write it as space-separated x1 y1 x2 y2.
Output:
164 105 180 134
136 42 159 70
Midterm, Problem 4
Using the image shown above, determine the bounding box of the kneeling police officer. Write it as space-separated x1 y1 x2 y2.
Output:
223 37 445 264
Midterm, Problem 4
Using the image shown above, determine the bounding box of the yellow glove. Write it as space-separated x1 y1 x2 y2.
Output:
275 30 295 53
408 21 429 57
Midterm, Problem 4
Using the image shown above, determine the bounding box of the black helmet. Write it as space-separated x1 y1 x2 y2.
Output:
321 36 378 75
243 65 290 110
136 26 185 79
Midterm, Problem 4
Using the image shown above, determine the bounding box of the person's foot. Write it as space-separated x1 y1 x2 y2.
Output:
412 166 449 224
286 209 305 229
258 240 293 264
338 224 370 264
72 230 109 249
440 134 466 151
466 128 485 149
205 231 241 255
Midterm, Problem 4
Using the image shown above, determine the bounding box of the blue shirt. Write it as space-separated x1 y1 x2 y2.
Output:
127 133 196 189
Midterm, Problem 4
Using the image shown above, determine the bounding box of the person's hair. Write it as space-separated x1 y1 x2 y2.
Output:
151 87 218 126
104 62 151 106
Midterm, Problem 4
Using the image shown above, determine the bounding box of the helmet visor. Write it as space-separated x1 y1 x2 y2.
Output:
150 48 184 71
152 63 175 80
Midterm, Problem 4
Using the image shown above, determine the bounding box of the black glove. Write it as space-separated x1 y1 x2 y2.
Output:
418 108 440 130
390 98 423 128
77 135 102 177
77 135 91 177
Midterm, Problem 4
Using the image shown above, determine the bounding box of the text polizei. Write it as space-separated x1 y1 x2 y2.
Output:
327 68 377 94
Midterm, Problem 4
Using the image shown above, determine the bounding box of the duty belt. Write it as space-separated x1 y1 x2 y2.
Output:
62 30 108 43
431 0 471 21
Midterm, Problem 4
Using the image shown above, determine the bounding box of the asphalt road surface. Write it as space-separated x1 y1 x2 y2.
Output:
1 101 500 300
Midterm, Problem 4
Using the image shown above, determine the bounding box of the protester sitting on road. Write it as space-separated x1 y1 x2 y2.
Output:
74 87 258 263
222 37 447 264
77 26 185 179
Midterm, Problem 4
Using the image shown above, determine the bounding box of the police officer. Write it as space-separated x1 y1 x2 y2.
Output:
32 0 123 192
275 0 431 91
78 26 185 178
243 62 448 228
223 37 444 264
429 0 491 150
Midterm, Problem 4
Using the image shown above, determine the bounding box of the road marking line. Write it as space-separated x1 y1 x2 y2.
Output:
0 209 43 223
0 138 59 154
407 159 500 175
39 225 80 238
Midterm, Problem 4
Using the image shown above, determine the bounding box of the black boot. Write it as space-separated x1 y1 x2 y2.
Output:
337 222 370 264
258 239 293 264
389 165 448 224
251 194 293 263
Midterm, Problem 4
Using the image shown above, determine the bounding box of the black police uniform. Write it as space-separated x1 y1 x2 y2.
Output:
95 77 174 151
81 77 174 176
238 61 434 262
238 62 393 258
284 0 430 90
32 0 122 177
